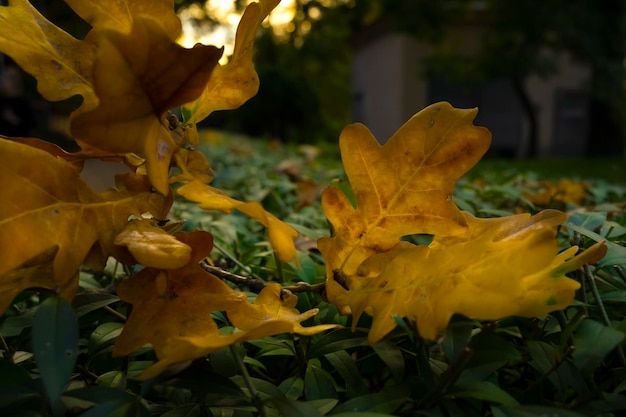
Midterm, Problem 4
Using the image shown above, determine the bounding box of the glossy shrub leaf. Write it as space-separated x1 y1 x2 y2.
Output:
329 386 410 415
32 296 79 404
88 322 124 357
450 381 519 406
72 293 120 318
0 360 31 386
270 397 326 417
492 405 585 417
372 340 405 382
305 362 338 400
278 376 305 400
324 351 368 398
572 319 625 373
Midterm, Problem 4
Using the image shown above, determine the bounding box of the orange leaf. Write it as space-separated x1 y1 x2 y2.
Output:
318 102 491 313
0 139 168 314
176 180 299 265
70 16 223 194
183 0 280 123
113 233 336 379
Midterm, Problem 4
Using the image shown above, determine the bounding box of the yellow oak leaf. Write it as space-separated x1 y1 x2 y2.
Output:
0 139 168 315
114 219 191 269
65 0 182 41
176 180 299 265
112 231 247 357
137 283 340 380
228 283 340 337
0 0 96 108
113 232 337 380
346 210 607 343
318 102 492 314
183 0 280 123
70 16 223 195
524 179 587 208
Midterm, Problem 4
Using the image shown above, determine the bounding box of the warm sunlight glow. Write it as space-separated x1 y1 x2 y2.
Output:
177 0 297 61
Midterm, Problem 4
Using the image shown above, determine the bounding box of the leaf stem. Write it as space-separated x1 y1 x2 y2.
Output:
0 332 13 363
213 241 258 278
517 345 574 402
104 305 126 321
230 344 266 417
416 345 473 409
584 265 626 368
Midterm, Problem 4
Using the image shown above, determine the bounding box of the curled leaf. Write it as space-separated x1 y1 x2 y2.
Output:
70 16 222 194
114 219 192 269
183 0 280 123
348 211 606 343
176 181 299 265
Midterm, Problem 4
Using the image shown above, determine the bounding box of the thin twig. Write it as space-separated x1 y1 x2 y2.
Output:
200 260 268 293
230 344 266 417
104 305 127 321
614 265 626 285
199 259 326 296
415 345 473 409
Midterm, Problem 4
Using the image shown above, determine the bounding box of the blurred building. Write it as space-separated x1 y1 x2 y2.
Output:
350 20 590 157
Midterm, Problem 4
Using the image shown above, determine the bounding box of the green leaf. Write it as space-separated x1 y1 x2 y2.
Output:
324 351 368 398
441 318 473 362
63 387 136 404
96 371 126 389
32 296 79 404
491 405 585 417
79 401 151 417
562 222 626 268
372 340 405 382
88 322 124 357
0 360 31 386
278 376 304 400
568 212 607 232
0 311 34 337
450 381 519 406
465 331 521 369
72 293 120 318
271 397 325 417
329 388 409 415
161 404 204 417
305 362 338 400
331 412 399 417
572 319 624 373
526 341 567 393
307 328 369 358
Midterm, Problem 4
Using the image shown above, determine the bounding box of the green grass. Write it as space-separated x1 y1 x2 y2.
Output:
469 157 626 183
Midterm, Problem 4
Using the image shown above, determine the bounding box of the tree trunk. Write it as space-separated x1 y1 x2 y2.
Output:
511 77 538 157
586 0 625 156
